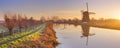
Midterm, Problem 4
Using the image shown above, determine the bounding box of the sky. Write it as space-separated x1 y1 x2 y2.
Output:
0 0 120 20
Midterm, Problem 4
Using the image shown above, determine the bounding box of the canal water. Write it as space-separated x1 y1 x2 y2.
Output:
54 24 120 48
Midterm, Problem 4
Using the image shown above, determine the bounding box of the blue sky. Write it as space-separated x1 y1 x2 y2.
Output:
0 0 120 20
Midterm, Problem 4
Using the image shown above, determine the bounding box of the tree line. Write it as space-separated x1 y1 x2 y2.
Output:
3 14 41 36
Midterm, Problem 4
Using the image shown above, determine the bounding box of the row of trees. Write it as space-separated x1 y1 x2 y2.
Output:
4 14 40 36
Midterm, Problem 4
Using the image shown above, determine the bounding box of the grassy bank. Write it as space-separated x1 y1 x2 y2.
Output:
87 21 120 30
55 21 120 30
0 22 59 48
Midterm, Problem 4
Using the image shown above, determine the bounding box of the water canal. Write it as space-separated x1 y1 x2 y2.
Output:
54 24 120 48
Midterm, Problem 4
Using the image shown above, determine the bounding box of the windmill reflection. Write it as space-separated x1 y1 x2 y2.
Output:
81 24 95 47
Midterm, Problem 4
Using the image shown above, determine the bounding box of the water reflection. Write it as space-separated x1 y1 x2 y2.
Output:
54 24 67 30
81 24 90 37
81 24 95 47
55 24 120 48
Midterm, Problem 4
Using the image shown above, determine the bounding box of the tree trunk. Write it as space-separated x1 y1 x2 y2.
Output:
2 31 4 38
25 26 28 32
19 26 22 33
9 29 14 36
19 28 21 33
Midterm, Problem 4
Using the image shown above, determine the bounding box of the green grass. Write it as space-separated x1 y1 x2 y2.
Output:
0 24 46 48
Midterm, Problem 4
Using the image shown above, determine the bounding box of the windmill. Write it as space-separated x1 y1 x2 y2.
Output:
81 1 96 48
81 2 95 24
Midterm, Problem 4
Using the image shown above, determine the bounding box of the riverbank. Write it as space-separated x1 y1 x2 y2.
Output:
54 21 120 30
0 22 59 48
89 23 120 30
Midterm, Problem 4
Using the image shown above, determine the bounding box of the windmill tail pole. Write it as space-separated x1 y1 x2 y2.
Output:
86 2 89 12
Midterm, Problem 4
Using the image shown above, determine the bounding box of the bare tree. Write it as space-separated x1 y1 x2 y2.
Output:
22 16 29 31
18 14 23 33
40 16 46 23
52 16 59 22
4 14 15 35
29 17 35 29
